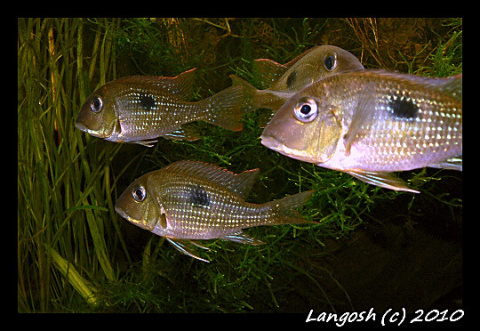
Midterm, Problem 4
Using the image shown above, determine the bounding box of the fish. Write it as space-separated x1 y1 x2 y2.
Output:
75 68 245 147
115 160 315 262
261 70 462 193
230 45 364 117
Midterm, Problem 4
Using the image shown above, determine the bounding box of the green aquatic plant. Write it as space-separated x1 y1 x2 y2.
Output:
18 18 129 312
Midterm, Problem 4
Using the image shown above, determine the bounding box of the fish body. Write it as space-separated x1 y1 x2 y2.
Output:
231 45 364 115
75 68 244 146
261 70 462 192
115 160 315 262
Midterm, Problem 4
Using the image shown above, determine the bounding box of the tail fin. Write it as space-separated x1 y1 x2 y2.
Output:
266 190 316 225
230 74 289 124
201 85 246 131
230 74 259 113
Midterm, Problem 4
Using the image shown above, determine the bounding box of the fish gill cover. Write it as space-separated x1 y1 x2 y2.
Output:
18 18 462 313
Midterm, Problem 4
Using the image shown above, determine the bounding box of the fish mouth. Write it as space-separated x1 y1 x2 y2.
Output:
115 204 157 231
114 205 133 222
75 121 109 139
75 117 119 140
260 134 283 152
260 134 298 159
260 134 320 164
115 205 144 227
74 120 89 132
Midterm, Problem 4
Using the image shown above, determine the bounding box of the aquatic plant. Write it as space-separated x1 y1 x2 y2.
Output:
18 18 461 313
18 18 128 312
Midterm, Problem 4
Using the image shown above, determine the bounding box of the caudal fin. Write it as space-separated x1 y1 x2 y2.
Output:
202 85 246 131
230 74 289 126
267 190 316 225
230 74 259 113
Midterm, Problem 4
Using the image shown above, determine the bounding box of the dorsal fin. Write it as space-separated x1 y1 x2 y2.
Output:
436 73 462 101
166 67 197 99
162 160 259 199
253 47 322 89
281 46 321 68
253 59 288 89
352 70 462 101
115 67 197 100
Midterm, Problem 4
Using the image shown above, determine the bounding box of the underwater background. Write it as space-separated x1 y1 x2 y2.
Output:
18 18 462 313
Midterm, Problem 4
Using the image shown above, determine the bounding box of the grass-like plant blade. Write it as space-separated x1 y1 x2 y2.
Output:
47 245 99 306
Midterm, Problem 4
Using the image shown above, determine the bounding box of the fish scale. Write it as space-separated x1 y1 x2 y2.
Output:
341 75 462 171
115 88 201 141
152 175 276 240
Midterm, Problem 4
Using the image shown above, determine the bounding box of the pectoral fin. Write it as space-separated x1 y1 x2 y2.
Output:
166 238 210 263
315 106 342 163
345 170 420 193
344 83 377 156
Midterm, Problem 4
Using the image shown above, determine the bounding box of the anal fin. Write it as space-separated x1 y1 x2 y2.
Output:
345 169 420 193
163 125 201 142
221 231 264 246
134 139 158 147
429 155 462 171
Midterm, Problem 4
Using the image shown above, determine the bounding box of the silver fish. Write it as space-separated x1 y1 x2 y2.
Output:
261 70 462 193
75 68 245 147
115 160 315 262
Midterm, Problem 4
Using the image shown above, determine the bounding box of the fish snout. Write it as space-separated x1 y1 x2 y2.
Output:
260 134 282 152
75 116 110 139
74 119 89 132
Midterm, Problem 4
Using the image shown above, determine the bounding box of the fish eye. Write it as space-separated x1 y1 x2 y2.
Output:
132 185 146 202
294 97 318 123
324 54 337 71
90 96 103 113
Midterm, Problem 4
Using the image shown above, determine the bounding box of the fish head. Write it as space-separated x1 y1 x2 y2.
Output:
75 84 119 139
271 45 364 92
115 173 166 232
320 45 365 74
261 91 343 164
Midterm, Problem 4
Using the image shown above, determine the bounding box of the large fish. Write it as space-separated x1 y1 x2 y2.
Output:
231 45 364 115
115 160 315 262
261 70 462 193
75 68 245 147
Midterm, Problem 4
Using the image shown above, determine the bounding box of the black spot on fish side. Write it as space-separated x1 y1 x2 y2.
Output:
286 70 297 89
139 94 156 111
389 94 419 119
188 185 210 207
